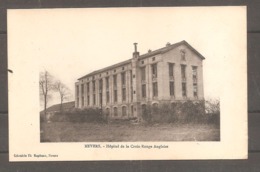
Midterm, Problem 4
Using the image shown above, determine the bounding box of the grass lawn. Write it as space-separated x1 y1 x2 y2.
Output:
41 121 220 142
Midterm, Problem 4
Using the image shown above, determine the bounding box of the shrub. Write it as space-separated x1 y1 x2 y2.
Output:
142 100 206 124
205 98 220 126
49 108 105 123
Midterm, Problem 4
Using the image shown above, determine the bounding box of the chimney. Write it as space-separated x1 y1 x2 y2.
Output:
133 42 139 58
166 42 171 47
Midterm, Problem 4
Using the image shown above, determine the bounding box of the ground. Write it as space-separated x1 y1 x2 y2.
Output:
40 120 220 142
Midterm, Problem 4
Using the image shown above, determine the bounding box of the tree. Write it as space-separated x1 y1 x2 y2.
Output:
39 71 54 117
205 98 220 114
54 80 71 112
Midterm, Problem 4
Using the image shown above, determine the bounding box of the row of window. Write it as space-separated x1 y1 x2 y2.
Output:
76 63 198 106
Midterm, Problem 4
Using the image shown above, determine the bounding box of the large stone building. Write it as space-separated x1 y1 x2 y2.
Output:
75 40 205 119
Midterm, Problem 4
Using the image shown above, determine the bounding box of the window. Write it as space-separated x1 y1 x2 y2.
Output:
81 84 84 95
193 83 198 97
152 57 155 61
76 85 79 97
131 87 133 102
181 65 186 81
170 81 174 96
131 105 134 116
99 93 102 104
87 95 90 105
93 94 96 105
141 67 146 81
122 88 126 101
122 67 124 70
106 108 110 116
142 104 147 116
142 84 146 98
169 63 174 77
130 70 133 85
192 66 198 82
122 106 127 116
141 61 144 64
113 75 117 88
114 107 118 117
106 91 109 103
153 82 158 97
182 83 187 97
77 98 79 108
152 103 159 114
121 72 126 86
86 82 90 94
114 90 117 102
81 96 84 107
99 79 103 91
92 81 96 92
151 63 157 78
180 49 186 61
105 77 109 89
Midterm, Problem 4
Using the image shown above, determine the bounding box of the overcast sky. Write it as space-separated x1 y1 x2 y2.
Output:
12 7 245 108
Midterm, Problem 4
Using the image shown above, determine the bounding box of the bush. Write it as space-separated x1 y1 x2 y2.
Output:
142 100 207 124
49 108 105 123
205 98 220 126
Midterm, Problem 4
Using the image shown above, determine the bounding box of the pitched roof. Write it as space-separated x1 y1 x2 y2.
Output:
78 59 131 80
78 40 205 80
42 101 75 113
139 40 205 60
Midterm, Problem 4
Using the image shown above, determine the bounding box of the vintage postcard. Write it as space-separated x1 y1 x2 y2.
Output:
8 7 247 161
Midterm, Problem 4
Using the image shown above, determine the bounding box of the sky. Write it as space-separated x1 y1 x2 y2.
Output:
11 7 245 108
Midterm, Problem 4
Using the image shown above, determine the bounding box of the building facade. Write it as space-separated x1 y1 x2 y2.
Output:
75 40 205 119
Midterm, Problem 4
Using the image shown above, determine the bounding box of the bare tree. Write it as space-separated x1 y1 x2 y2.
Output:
54 80 71 112
205 98 220 114
39 71 54 117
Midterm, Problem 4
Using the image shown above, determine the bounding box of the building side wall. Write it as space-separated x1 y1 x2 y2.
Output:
162 44 204 100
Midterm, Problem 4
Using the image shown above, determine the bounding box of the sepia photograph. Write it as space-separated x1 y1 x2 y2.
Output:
40 40 220 142
8 7 247 161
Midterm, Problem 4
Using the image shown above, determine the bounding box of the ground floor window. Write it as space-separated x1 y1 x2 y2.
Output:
131 105 134 116
142 104 147 115
113 107 118 117
122 106 127 116
106 108 110 117
152 103 159 114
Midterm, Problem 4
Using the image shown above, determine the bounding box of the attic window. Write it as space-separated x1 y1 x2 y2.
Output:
106 72 109 75
180 49 186 61
152 57 155 61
